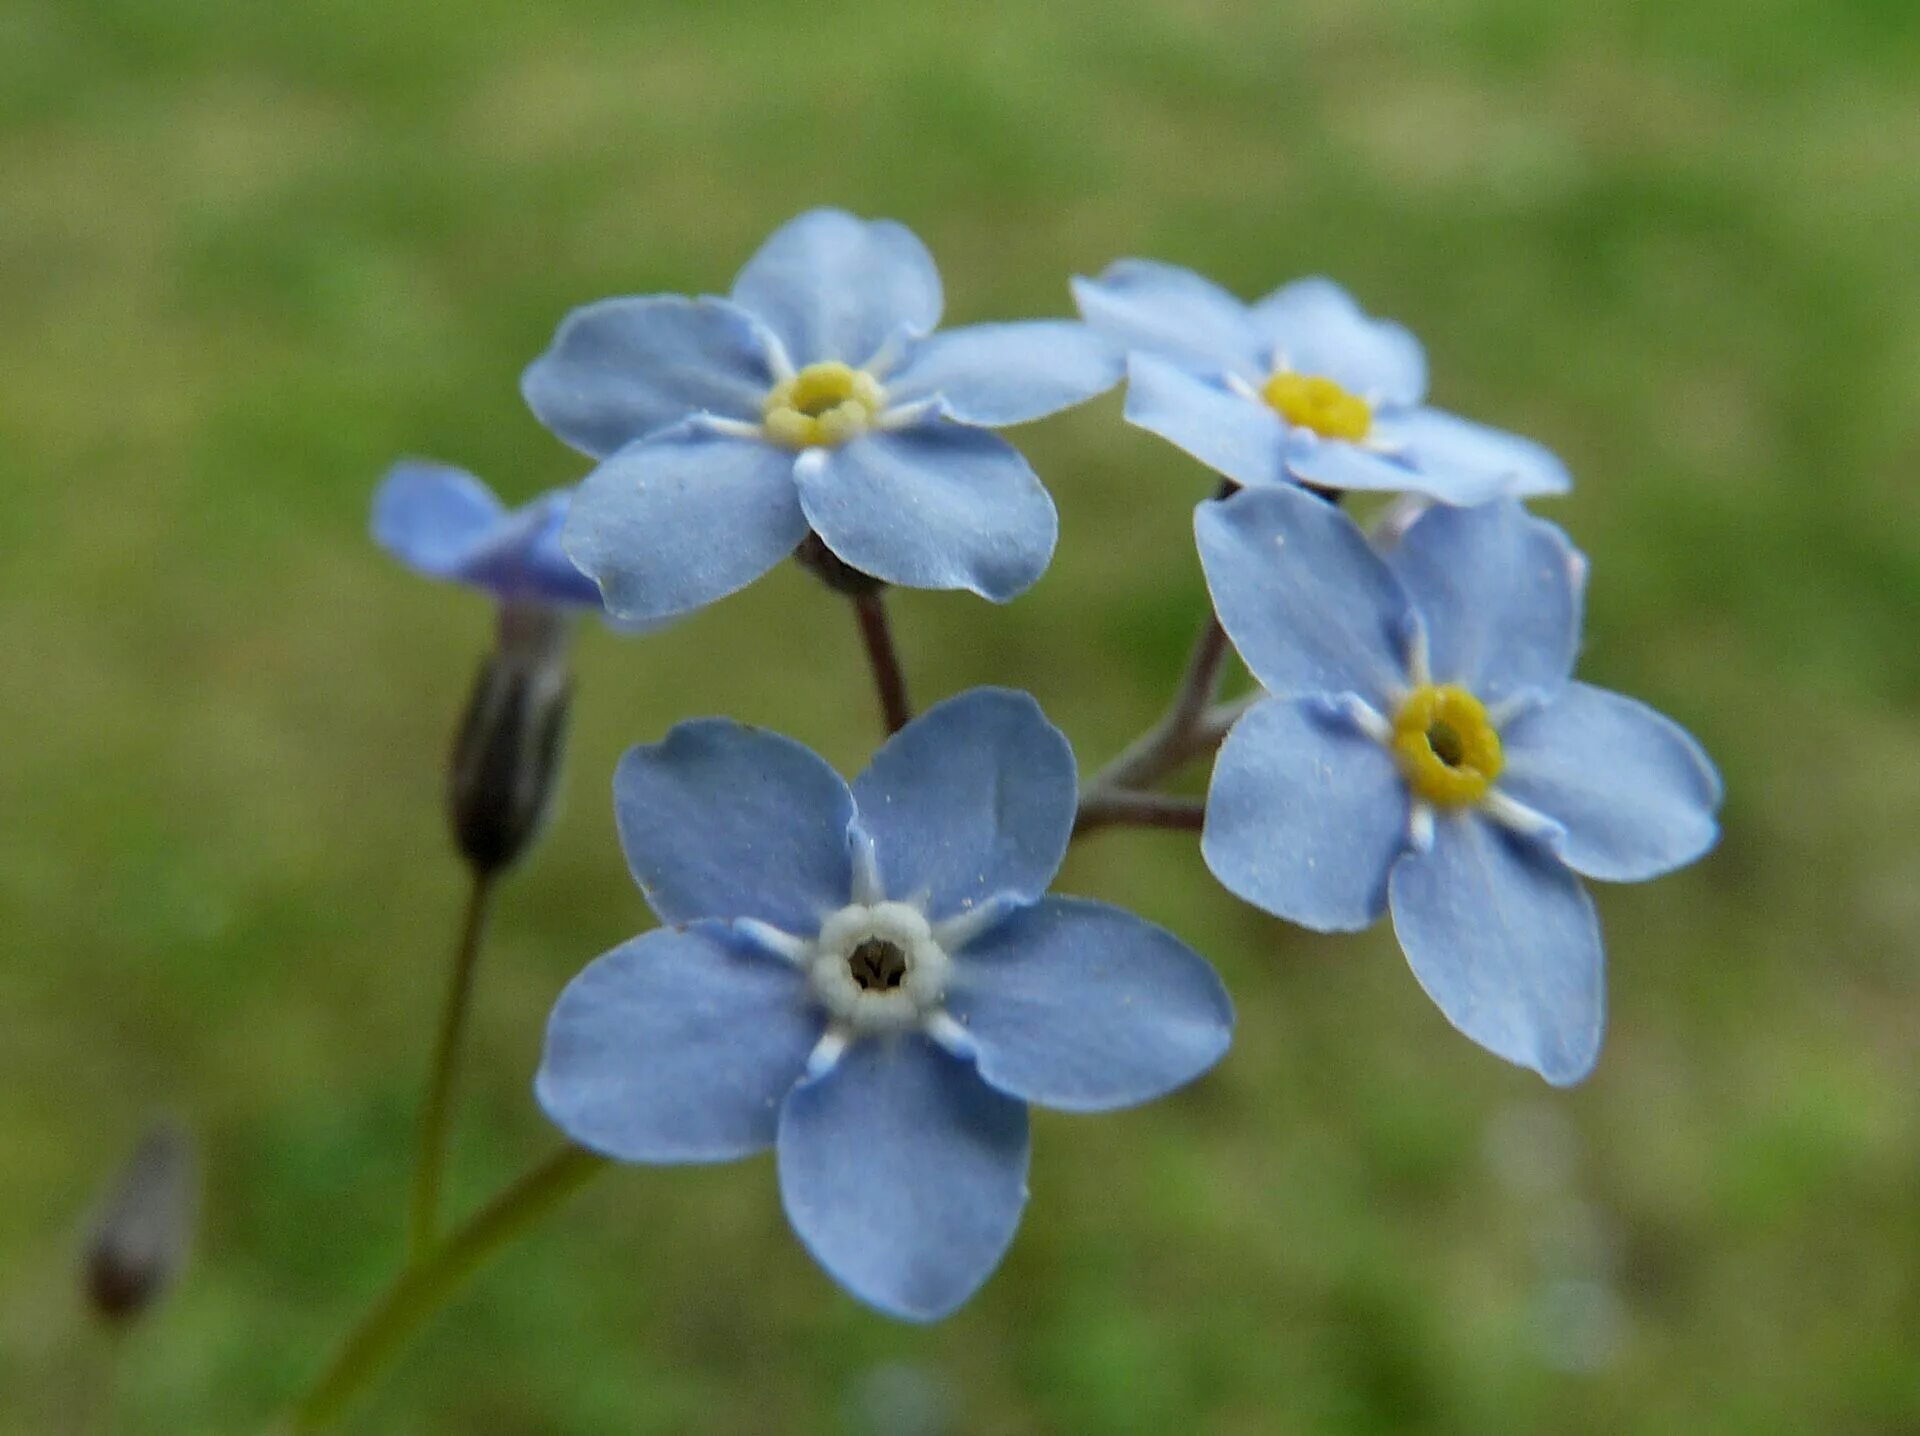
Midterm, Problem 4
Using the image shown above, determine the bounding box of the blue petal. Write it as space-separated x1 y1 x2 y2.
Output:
777 1035 1029 1321
1285 432 1509 506
1194 485 1411 705
1385 500 1583 704
459 490 605 609
883 321 1120 427
1071 259 1261 374
1371 406 1572 499
729 209 943 368
521 296 778 460
850 688 1075 920
514 493 605 607
1389 813 1605 1086
372 461 505 578
535 923 820 1163
614 718 855 932
1123 353 1290 489
945 896 1232 1112
1247 277 1427 407
563 423 807 621
1202 696 1409 930
1497 683 1721 882
798 421 1056 601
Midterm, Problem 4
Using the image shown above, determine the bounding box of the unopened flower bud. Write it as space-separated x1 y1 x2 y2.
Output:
83 1118 197 1325
448 602 573 874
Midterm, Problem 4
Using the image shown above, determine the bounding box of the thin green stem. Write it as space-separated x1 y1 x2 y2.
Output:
1070 475 1320 841
1072 606 1232 841
1080 607 1231 798
290 1146 609 1431
408 870 496 1257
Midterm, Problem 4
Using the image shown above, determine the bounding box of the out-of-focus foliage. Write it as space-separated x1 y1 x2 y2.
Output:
1 1 1915 1431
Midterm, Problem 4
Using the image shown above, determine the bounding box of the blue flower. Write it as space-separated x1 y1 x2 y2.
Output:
372 460 606 614
1195 486 1719 1085
535 688 1233 1320
1074 263 1571 504
523 209 1122 620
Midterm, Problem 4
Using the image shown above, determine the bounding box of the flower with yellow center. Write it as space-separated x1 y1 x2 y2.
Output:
532 209 1121 620
1391 684 1504 807
762 361 886 449
1076 265 1577 501
1196 486 1722 1087
1259 372 1372 442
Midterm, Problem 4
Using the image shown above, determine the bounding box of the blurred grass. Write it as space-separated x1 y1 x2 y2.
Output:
2 0 1917 1431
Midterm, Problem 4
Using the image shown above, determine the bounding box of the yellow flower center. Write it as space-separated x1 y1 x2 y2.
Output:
1260 372 1371 441
1392 684 1504 807
762 362 884 449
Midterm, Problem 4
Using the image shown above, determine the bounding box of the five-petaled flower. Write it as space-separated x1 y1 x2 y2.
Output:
1074 262 1571 505
522 209 1122 621
1196 486 1720 1085
372 460 609 616
535 688 1233 1320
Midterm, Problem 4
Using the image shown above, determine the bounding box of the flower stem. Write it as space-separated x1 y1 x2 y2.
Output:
1085 609 1231 798
851 590 912 736
290 1146 609 1431
1074 604 1238 840
1073 790 1207 836
1071 480 1276 838
407 870 496 1258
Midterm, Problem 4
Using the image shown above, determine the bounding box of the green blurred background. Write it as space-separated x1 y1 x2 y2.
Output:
3 0 1917 1431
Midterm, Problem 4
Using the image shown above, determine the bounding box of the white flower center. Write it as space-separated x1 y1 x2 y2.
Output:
807 901 950 1035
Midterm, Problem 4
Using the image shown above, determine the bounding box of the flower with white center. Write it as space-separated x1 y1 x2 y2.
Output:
534 689 1233 1320
1195 486 1720 1085
1073 262 1572 504
521 209 1123 621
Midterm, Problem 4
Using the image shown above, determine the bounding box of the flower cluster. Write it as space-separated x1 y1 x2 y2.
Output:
374 209 1720 1323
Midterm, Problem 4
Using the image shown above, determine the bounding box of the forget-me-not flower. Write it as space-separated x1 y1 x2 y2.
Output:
522 209 1122 621
372 460 607 614
535 688 1233 1320
1196 486 1719 1084
1073 262 1570 504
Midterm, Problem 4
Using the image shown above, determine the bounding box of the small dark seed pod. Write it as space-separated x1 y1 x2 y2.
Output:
447 604 573 874
83 1118 197 1325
